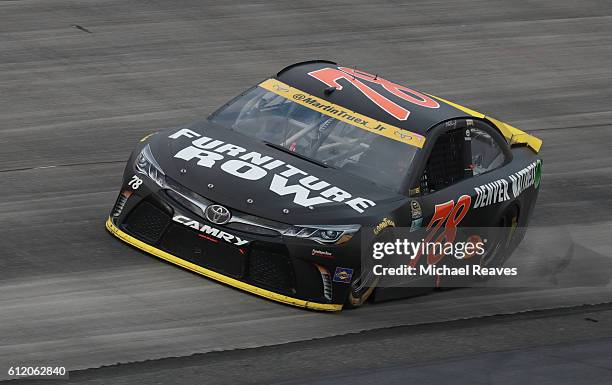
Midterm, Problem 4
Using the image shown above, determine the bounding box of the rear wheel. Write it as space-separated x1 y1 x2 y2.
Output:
479 205 519 269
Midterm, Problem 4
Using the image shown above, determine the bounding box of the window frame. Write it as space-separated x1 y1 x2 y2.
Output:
403 118 512 196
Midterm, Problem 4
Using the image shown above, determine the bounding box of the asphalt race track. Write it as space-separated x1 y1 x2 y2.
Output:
1 0 612 381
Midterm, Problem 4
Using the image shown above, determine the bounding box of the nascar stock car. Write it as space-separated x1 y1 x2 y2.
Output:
106 60 542 311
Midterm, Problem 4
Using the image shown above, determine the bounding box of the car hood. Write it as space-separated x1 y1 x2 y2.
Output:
148 121 406 225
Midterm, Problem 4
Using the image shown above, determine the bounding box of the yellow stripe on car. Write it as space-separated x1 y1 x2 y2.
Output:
259 78 427 148
427 94 542 153
105 218 343 312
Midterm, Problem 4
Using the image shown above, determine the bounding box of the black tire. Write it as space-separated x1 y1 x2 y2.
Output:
345 268 379 308
478 205 519 269
344 229 394 308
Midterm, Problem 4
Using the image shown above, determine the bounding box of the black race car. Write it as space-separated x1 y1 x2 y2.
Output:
106 60 542 311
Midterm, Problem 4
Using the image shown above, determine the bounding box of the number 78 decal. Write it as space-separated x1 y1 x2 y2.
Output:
308 67 440 120
410 195 472 267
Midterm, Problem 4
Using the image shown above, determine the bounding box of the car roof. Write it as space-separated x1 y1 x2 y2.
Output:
274 60 468 136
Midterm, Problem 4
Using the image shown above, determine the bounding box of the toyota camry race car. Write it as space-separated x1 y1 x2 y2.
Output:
106 60 542 311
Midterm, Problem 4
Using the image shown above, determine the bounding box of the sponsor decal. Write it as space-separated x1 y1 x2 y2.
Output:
168 129 377 213
312 249 333 258
508 160 541 197
172 215 249 246
473 179 511 209
333 267 354 283
411 200 422 219
394 130 417 141
272 83 289 92
409 217 422 232
473 160 542 209
373 217 395 235
259 79 426 148
534 160 542 188
307 67 439 121
409 186 421 196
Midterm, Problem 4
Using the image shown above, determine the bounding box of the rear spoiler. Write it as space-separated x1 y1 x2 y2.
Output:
485 116 542 153
428 94 542 153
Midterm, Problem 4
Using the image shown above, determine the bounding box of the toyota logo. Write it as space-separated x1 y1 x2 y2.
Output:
204 204 231 225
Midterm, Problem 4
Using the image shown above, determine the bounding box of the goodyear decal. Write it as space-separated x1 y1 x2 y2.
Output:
373 217 395 235
259 79 426 148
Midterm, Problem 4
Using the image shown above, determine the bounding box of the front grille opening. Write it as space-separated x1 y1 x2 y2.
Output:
248 247 295 294
159 224 246 278
123 201 171 244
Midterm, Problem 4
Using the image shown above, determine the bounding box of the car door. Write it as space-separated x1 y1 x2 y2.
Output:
415 120 477 230
412 118 512 223
404 119 511 267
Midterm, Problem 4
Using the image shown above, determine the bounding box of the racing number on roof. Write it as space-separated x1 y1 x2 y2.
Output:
308 67 440 120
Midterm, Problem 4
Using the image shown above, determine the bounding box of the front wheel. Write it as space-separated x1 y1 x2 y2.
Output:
345 269 379 308
345 228 395 308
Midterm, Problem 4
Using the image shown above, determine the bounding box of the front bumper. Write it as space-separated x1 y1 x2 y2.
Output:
106 217 342 311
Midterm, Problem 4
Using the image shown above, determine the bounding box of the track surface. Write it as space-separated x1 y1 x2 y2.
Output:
21 305 612 385
2 0 612 378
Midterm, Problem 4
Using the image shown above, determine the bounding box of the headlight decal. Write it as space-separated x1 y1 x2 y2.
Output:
135 144 166 187
283 224 360 244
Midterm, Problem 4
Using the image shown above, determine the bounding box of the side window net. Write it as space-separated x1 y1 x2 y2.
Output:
420 128 471 193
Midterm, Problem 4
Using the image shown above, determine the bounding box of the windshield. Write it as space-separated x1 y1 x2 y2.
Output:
210 86 417 192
